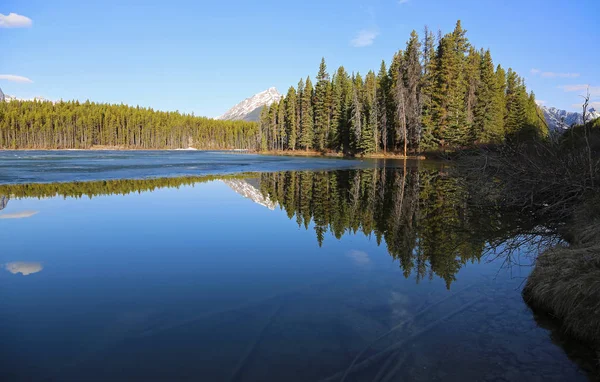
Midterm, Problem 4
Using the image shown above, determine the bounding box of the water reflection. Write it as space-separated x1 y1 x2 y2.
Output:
4 261 43 276
258 167 549 288
0 210 39 219
0 195 7 210
0 168 586 381
0 167 552 289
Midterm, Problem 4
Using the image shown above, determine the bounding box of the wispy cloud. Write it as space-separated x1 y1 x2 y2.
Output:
0 74 33 83
0 13 32 28
571 101 600 110
346 250 370 266
530 68 580 78
350 29 379 48
559 84 600 96
398 0 410 3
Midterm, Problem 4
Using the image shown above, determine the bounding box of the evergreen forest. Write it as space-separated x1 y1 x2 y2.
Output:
0 21 546 153
259 20 546 155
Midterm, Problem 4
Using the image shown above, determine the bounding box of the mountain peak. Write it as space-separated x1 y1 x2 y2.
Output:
217 88 282 122
542 105 600 131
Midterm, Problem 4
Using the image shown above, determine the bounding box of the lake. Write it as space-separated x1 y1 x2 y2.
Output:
0 151 592 381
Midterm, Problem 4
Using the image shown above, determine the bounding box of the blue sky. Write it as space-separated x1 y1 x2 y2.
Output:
1 0 598 117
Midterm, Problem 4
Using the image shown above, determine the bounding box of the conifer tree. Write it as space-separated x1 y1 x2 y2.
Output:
284 86 298 150
473 50 502 142
404 30 422 150
299 76 314 150
420 26 437 149
376 61 390 153
314 58 330 151
360 71 378 153
350 74 363 153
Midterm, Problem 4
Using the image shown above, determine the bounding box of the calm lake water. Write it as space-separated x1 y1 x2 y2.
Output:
0 151 592 381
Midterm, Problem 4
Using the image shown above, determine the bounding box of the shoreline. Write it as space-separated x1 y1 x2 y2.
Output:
257 150 426 160
0 147 427 159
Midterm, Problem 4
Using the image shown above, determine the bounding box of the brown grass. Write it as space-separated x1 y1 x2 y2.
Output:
258 149 425 160
522 243 600 346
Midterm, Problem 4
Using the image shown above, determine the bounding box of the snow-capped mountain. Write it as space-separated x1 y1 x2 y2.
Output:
0 196 8 211
542 106 600 131
0 88 51 103
222 179 276 210
217 87 282 122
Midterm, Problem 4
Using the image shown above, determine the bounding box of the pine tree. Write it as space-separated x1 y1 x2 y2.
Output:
314 58 330 151
404 30 422 150
360 71 378 154
493 65 507 140
284 86 298 150
329 71 342 150
376 61 390 153
299 76 314 150
350 74 363 153
464 47 481 140
259 106 269 151
474 49 503 143
504 68 521 134
420 26 437 149
277 98 286 150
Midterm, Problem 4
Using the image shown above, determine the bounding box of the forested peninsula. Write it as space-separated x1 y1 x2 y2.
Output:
0 21 545 153
259 21 545 156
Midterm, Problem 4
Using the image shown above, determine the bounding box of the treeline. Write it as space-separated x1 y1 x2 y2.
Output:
0 173 256 199
258 20 546 155
258 168 522 288
0 100 258 149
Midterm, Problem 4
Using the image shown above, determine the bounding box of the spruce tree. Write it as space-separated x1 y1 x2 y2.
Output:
420 26 437 149
404 30 422 150
376 61 390 153
474 49 501 143
350 74 363 153
284 86 298 150
360 71 378 154
314 58 330 151
299 76 314 150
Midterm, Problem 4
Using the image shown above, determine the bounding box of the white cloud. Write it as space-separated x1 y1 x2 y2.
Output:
530 69 579 78
346 250 370 266
0 13 32 28
0 211 38 219
0 74 33 83
541 72 579 78
535 100 546 106
4 262 43 276
559 84 600 96
351 29 379 48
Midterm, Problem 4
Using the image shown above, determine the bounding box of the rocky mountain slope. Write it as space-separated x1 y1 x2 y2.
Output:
222 179 276 210
217 88 282 122
542 106 600 131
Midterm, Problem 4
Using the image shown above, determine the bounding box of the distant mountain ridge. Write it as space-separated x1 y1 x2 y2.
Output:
217 87 282 122
542 106 600 131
